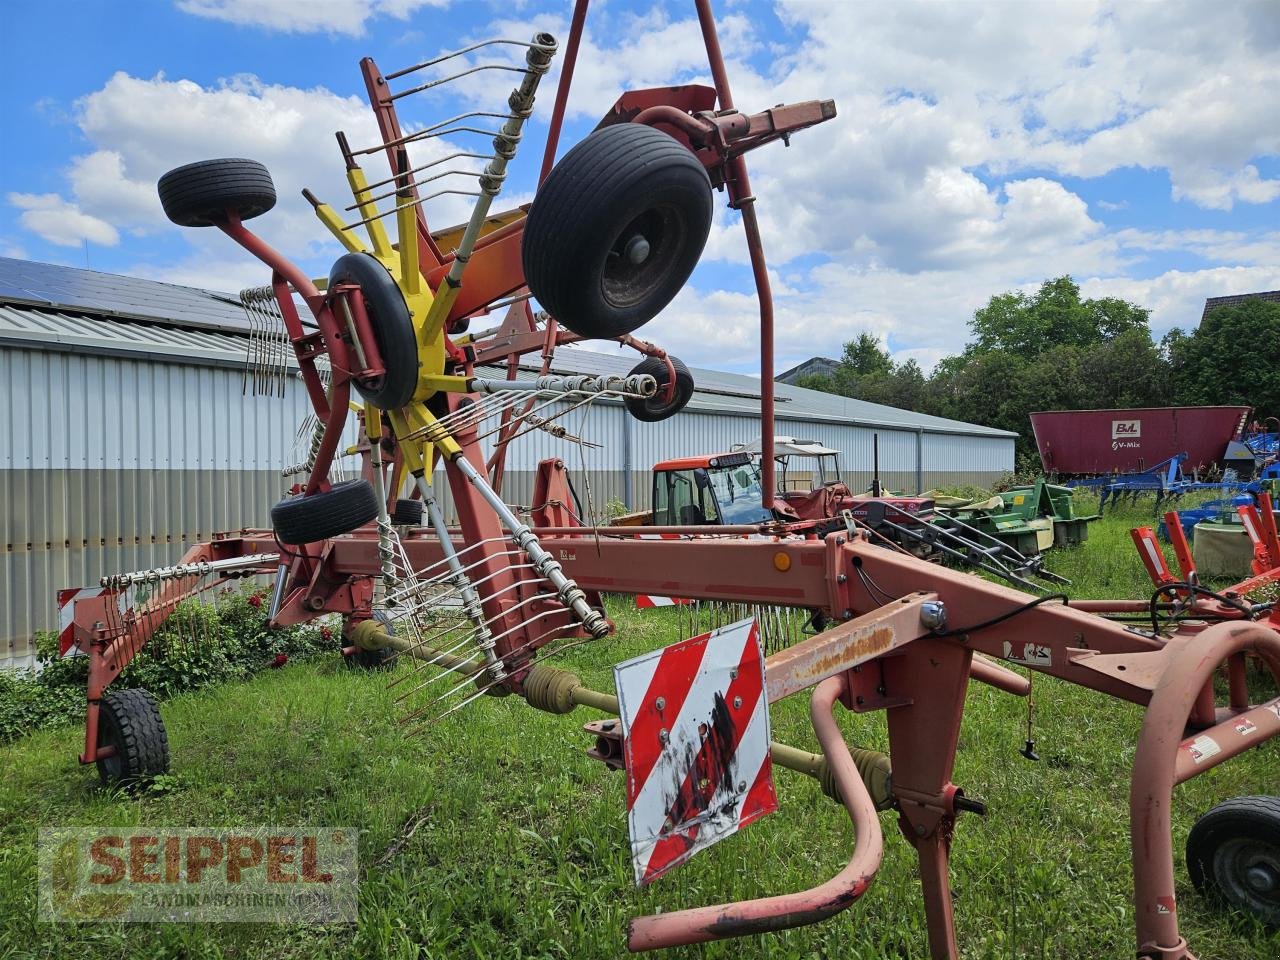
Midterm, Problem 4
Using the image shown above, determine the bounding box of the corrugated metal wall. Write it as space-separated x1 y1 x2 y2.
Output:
0 346 361 669
1 346 1013 669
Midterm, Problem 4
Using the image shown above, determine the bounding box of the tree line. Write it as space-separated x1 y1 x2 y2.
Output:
795 277 1280 461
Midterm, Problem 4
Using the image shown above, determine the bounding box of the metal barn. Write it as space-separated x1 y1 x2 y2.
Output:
0 257 1014 668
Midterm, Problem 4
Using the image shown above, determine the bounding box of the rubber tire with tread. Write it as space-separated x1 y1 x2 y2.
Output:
271 479 380 545
522 123 712 340
625 356 694 422
157 158 276 228
96 688 170 786
391 498 424 525
1186 795 1280 927
328 253 419 410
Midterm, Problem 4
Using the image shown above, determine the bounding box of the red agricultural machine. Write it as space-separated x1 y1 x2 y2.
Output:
60 3 1279 958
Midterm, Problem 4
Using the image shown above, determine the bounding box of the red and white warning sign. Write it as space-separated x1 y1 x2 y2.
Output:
614 617 777 886
634 595 694 609
56 586 122 657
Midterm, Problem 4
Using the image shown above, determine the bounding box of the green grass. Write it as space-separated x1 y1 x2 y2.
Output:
1 497 1277 959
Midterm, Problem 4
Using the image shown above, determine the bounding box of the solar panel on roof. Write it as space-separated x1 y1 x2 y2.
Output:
0 257 252 335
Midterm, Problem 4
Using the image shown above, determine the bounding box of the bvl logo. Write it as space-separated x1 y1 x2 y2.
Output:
1112 420 1141 440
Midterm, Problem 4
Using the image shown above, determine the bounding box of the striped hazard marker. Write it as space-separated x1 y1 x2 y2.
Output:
634 595 694 608
614 617 777 886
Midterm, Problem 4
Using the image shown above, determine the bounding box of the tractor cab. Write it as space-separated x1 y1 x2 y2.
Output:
651 452 774 525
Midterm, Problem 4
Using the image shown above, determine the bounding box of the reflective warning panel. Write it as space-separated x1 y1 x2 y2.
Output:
614 617 777 886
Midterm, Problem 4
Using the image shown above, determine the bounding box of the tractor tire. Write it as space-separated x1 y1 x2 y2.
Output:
96 688 169 786
1187 795 1280 927
328 253 419 410
624 356 694 422
157 158 276 228
522 123 712 340
390 498 424 525
271 479 380 545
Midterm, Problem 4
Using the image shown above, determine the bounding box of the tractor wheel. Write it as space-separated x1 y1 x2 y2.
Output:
96 688 169 786
157 158 276 228
522 123 712 340
328 253 419 410
390 498 424 525
1187 795 1280 927
624 356 694 423
271 479 380 545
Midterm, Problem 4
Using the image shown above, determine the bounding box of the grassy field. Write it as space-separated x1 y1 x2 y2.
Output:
1 495 1277 959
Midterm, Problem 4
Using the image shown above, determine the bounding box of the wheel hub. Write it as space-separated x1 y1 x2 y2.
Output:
1246 863 1278 894
623 234 651 265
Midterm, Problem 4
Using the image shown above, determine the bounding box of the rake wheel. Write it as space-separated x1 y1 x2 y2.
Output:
624 355 694 422
522 123 712 339
157 158 276 228
1187 795 1280 927
271 479 380 545
96 688 169 786
328 253 419 410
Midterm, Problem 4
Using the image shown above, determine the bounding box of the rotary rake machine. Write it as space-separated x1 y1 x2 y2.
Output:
59 3 1280 958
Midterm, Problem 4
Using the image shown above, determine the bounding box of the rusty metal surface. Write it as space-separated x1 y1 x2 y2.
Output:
763 594 934 703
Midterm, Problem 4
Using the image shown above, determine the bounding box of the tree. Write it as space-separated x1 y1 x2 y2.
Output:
1166 298 1280 415
969 276 1150 358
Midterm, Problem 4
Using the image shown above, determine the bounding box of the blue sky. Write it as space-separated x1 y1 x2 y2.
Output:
3 0 1278 375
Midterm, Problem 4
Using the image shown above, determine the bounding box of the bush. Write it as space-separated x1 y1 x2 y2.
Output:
0 586 334 743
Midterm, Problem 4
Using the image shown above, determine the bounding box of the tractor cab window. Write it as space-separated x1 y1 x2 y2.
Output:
707 463 771 524
654 469 720 525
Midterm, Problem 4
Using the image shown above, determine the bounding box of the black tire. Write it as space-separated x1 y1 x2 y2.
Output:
390 498 424 525
1187 795 1280 927
157 158 276 228
329 253 419 410
271 479 380 545
522 124 713 339
96 688 169 786
625 356 694 422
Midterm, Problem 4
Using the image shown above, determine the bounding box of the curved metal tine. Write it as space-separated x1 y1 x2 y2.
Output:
402 619 574 729
343 189 482 232
360 152 496 193
344 168 490 212
488 393 600 446
420 629 598 728
388 561 542 662
472 391 582 442
394 549 526 607
383 539 517 597
390 64 530 102
387 568 544 679
418 605 572 705
403 605 571 708
429 391 522 432
385 39 538 81
396 589 559 697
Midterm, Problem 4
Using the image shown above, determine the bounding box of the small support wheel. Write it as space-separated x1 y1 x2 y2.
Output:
328 253 419 410
390 498 424 526
624 356 694 422
1187 795 1280 927
271 479 380 545
96 688 170 786
522 124 713 339
157 158 276 227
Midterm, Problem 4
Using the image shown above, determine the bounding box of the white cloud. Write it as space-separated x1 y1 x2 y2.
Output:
7 193 119 248
176 0 449 37
8 70 484 281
